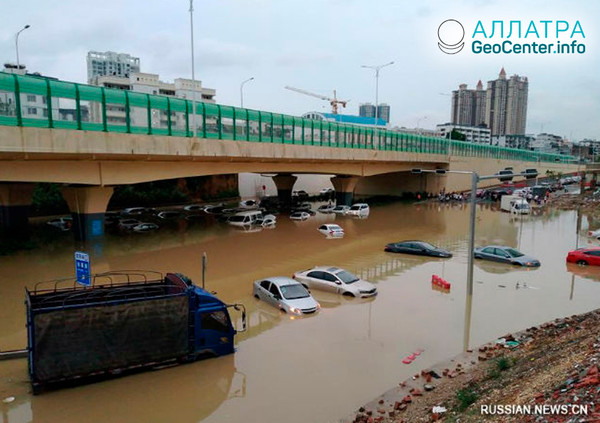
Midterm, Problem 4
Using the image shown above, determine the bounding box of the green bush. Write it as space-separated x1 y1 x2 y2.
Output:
456 387 478 411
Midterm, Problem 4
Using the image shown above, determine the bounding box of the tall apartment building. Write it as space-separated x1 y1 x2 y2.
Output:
450 80 486 127
87 51 141 83
359 103 375 118
377 103 390 123
485 68 528 136
359 102 391 123
450 68 528 137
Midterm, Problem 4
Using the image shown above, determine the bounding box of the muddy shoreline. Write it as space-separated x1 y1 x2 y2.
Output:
341 308 600 422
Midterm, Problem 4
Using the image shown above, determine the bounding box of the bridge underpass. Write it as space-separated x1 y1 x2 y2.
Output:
0 72 584 240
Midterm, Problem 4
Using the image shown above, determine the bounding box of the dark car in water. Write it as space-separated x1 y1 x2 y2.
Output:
474 245 540 267
384 241 452 258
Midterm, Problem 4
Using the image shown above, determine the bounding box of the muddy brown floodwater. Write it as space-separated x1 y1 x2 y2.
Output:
1 202 600 423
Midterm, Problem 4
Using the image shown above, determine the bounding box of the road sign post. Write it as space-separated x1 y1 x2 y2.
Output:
74 251 91 287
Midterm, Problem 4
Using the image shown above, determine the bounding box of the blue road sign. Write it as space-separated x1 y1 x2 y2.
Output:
74 251 91 286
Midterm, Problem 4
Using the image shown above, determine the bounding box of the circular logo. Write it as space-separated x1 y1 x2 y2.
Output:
438 19 465 54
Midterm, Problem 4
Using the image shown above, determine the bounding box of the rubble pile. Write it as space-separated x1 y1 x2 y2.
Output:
344 311 600 423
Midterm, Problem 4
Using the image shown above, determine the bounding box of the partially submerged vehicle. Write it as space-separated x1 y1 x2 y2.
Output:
252 277 320 315
500 195 530 214
317 204 335 213
290 211 310 221
227 210 263 227
293 266 377 298
345 203 370 217
26 271 246 393
318 224 344 236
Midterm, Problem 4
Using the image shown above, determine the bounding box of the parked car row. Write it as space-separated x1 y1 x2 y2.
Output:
253 266 378 316
384 239 541 268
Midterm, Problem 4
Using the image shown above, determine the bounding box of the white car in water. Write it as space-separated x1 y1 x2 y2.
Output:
332 205 350 214
47 216 73 231
345 203 370 217
253 277 320 315
253 214 277 228
132 223 159 232
317 204 335 213
239 199 259 209
290 211 310 221
318 224 344 236
293 266 377 298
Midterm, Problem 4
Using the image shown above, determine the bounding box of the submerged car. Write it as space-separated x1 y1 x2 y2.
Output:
239 200 259 210
46 216 73 231
567 247 600 266
318 224 344 236
253 214 277 228
332 205 350 214
183 204 206 212
157 211 183 220
293 266 377 298
253 277 320 315
384 241 452 258
345 203 370 216
228 211 263 227
132 223 159 232
122 207 151 216
474 245 540 267
290 211 310 221
317 204 335 213
118 218 142 231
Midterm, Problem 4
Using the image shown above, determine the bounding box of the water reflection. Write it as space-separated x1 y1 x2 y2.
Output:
475 260 541 275
566 262 600 282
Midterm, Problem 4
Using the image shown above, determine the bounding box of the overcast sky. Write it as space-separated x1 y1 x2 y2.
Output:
1 0 598 139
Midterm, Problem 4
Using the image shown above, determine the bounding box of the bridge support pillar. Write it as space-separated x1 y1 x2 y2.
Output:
331 176 359 206
61 186 114 241
0 183 35 237
272 174 297 207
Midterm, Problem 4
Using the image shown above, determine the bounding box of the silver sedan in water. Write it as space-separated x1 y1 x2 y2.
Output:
474 245 541 267
253 277 320 315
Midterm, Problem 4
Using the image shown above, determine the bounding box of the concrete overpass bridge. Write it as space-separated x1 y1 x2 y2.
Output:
0 72 584 239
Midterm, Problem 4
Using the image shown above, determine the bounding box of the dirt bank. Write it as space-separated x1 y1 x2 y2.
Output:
341 309 600 423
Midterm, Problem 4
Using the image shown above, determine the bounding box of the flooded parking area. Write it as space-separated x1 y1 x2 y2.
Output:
2 201 600 423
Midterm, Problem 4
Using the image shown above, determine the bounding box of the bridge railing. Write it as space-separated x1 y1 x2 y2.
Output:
0 72 576 164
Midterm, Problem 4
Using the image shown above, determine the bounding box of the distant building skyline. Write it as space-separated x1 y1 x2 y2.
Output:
450 68 529 137
359 103 390 123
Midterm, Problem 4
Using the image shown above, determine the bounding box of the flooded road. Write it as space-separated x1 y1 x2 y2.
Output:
2 201 600 423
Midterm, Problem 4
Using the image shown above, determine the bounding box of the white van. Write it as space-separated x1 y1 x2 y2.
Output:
227 210 263 227
500 195 530 214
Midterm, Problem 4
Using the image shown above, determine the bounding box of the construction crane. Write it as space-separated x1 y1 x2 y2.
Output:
284 86 349 114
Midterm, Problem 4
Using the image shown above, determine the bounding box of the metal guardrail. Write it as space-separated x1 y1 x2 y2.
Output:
0 72 577 164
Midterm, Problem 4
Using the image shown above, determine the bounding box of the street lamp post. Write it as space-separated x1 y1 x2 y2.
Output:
361 61 394 124
240 77 254 108
189 1 197 137
15 24 30 70
411 168 535 351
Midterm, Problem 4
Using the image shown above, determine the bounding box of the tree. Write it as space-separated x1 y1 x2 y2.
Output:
447 129 466 141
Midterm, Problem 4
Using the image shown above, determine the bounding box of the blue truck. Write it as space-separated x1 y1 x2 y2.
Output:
25 271 246 394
